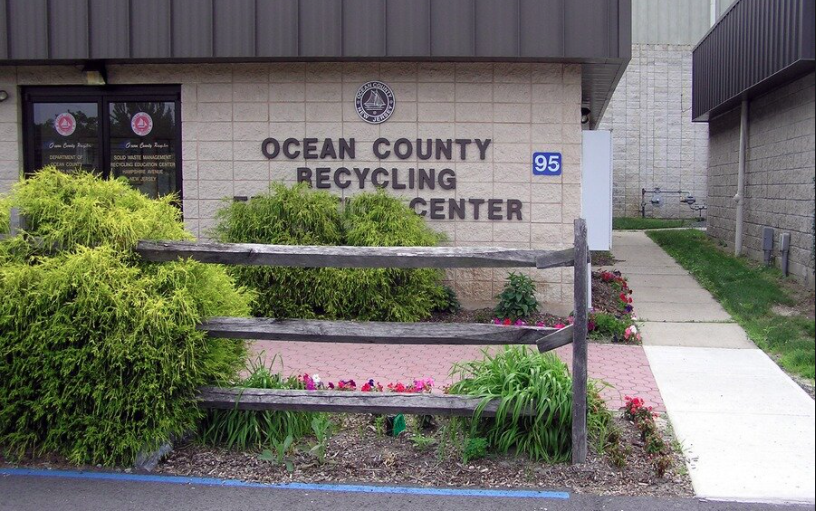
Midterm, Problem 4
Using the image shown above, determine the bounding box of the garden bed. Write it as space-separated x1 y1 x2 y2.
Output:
0 414 691 498
427 269 642 345
157 414 690 497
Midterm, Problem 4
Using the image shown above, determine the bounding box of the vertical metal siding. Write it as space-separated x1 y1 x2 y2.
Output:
213 0 254 57
0 0 8 59
564 0 607 58
299 0 342 57
256 0 298 57
8 0 48 59
385 0 430 56
49 0 89 59
173 0 213 58
131 0 172 58
802 0 815 59
343 0 386 57
519 0 564 58
693 0 815 120
0 0 631 63
89 0 130 59
430 0 475 57
475 0 518 57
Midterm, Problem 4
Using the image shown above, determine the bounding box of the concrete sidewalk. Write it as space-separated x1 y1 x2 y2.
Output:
612 231 815 505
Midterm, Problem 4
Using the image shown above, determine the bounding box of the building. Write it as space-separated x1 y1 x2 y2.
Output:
600 0 735 220
693 0 815 287
0 0 631 312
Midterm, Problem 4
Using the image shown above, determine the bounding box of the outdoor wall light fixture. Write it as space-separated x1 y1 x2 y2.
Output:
0 90 8 102
580 107 591 124
82 63 107 86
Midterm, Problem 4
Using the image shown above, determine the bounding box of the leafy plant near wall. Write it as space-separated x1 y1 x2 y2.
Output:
0 168 251 466
448 346 609 462
213 184 446 322
494 272 539 321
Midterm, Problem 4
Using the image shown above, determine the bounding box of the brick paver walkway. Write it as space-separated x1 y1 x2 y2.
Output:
250 340 664 412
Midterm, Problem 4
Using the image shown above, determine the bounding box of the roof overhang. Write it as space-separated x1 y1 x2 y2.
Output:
692 0 815 122
0 0 630 129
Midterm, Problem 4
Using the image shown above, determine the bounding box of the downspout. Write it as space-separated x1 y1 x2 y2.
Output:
734 100 748 256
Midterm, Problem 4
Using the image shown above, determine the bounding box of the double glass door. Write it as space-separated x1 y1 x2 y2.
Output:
23 86 182 200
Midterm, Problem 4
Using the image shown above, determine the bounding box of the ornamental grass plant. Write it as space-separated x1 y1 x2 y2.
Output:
449 346 610 463
213 184 445 322
0 168 252 465
198 357 317 450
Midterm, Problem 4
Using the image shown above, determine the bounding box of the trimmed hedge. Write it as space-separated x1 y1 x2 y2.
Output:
0 168 251 465
213 184 446 322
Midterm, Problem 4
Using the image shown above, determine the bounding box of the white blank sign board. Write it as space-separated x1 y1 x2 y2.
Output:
581 130 613 251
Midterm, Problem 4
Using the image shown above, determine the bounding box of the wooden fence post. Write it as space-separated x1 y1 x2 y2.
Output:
571 218 589 464
9 207 25 236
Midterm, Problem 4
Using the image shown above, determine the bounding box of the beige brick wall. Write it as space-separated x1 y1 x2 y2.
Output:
0 62 582 311
707 72 815 288
599 44 709 219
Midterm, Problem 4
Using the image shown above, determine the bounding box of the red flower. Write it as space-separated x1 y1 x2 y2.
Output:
502 318 512 326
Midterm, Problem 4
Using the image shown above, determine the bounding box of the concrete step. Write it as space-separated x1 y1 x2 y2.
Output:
640 322 755 349
636 300 733 322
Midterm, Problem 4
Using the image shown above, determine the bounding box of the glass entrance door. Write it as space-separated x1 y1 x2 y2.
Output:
23 86 182 201
31 102 101 173
108 101 178 198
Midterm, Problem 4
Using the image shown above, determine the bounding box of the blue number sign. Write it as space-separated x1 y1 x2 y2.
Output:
532 152 562 176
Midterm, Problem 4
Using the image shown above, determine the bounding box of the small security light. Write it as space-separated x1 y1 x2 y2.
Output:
0 90 8 102
82 63 107 86
580 107 591 125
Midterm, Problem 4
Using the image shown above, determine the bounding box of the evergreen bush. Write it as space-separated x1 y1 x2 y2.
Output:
0 168 251 465
214 185 445 322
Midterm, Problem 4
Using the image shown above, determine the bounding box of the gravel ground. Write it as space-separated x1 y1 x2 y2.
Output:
151 415 692 497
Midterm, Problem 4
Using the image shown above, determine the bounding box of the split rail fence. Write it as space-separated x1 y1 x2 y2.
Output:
4 209 590 463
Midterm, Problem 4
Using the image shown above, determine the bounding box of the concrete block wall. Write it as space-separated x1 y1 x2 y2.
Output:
0 62 583 311
708 72 816 288
599 44 709 219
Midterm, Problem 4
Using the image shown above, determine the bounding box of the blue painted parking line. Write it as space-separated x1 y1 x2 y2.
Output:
0 468 570 500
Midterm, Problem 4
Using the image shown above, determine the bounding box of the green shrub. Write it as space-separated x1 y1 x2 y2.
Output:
590 312 630 339
433 285 462 314
449 346 609 463
461 436 489 463
494 272 539 320
198 357 316 450
0 168 251 465
214 185 445 322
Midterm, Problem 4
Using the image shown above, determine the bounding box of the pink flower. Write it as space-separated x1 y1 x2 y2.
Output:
554 323 566 329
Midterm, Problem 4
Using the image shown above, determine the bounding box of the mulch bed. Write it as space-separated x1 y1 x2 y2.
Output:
148 414 691 497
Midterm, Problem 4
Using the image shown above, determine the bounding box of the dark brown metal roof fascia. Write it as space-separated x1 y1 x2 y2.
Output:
0 0 630 127
692 0 816 122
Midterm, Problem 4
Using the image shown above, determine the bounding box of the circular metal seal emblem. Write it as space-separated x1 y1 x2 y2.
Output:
355 81 395 124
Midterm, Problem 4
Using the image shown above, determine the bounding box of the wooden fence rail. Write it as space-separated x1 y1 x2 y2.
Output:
198 387 533 417
137 241 576 269
4 207 589 463
136 218 591 464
